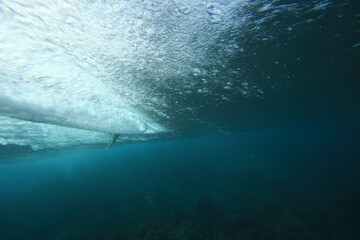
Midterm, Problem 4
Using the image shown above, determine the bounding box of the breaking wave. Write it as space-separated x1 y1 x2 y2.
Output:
0 0 353 150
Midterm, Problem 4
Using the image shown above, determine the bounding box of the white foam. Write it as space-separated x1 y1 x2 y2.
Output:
0 0 271 149
311 1 332 11
0 0 168 137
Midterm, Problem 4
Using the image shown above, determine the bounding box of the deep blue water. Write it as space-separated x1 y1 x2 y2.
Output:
1 124 359 239
1 0 360 239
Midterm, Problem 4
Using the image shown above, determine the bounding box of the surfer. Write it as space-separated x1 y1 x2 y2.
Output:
106 134 120 149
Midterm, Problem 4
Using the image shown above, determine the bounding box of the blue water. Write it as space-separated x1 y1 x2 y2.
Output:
1 0 360 239
1 124 359 239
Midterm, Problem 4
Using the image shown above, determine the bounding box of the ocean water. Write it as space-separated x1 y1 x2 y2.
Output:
0 0 359 239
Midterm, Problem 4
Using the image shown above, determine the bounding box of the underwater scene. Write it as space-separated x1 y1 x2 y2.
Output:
0 0 359 239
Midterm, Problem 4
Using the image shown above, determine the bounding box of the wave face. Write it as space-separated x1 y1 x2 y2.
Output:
0 0 358 150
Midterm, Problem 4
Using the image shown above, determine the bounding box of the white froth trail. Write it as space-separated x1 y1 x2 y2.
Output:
0 0 171 149
0 0 251 149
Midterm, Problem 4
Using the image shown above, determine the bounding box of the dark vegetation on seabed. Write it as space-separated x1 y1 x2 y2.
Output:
0 125 360 240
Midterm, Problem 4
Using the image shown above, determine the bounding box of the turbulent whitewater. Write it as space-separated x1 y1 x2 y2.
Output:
0 0 341 150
